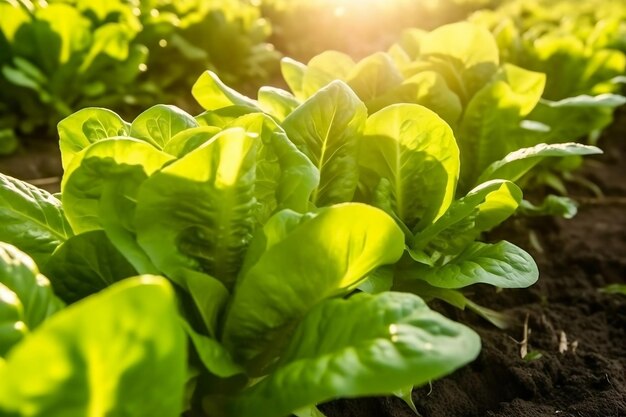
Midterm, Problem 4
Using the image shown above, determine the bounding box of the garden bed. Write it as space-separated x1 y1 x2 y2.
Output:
322 110 626 417
1 2 625 416
1 107 624 417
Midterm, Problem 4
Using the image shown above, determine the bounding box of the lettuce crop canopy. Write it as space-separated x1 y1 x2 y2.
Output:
469 3 626 100
190 71 541 327
0 93 487 415
0 6 614 417
274 22 608 198
0 199 480 417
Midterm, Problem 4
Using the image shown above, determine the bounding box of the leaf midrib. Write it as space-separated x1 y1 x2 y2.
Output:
311 103 339 204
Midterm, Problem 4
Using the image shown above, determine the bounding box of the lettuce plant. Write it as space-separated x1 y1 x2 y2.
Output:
465 8 626 193
269 22 610 200
0 101 484 416
467 0 626 158
190 71 544 326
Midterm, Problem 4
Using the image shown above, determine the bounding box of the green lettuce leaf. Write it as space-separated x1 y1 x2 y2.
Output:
523 94 626 146
0 174 72 266
412 180 522 255
257 86 301 121
367 71 463 127
192 70 260 111
226 292 480 417
61 138 174 273
477 142 603 185
57 107 130 170
0 276 186 417
409 241 538 289
0 282 27 357
221 203 405 371
43 230 136 303
280 57 308 100
62 138 174 233
180 319 244 378
129 105 199 149
282 80 366 206
360 103 459 230
223 113 319 217
346 52 403 103
393 279 511 329
519 195 578 219
162 126 222 157
415 22 499 102
135 128 258 289
281 52 355 100
0 243 63 343
457 65 546 190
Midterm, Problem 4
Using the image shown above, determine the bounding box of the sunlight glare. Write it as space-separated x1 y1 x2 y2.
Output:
330 0 440 16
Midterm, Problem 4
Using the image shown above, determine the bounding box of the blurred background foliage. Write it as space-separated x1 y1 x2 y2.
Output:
0 0 624 156
0 0 279 152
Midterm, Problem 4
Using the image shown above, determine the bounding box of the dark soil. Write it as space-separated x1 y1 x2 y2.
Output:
0 136 62 193
321 110 626 416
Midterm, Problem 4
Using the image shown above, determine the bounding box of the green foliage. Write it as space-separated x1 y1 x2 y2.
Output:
0 0 278 148
43 230 137 302
519 195 578 219
0 174 73 267
600 284 626 296
0 129 18 155
0 1 145 138
282 80 366 205
466 1 626 159
187 71 540 322
469 0 626 99
225 292 480 417
0 1 622 414
0 243 64 356
0 90 491 415
0 275 187 417
221 205 406 370
477 142 602 185
132 0 279 91
360 103 459 229
408 241 538 289
276 21 617 196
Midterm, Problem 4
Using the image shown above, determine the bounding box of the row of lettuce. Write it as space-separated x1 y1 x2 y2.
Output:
5 0 625 157
0 17 621 416
0 0 279 153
